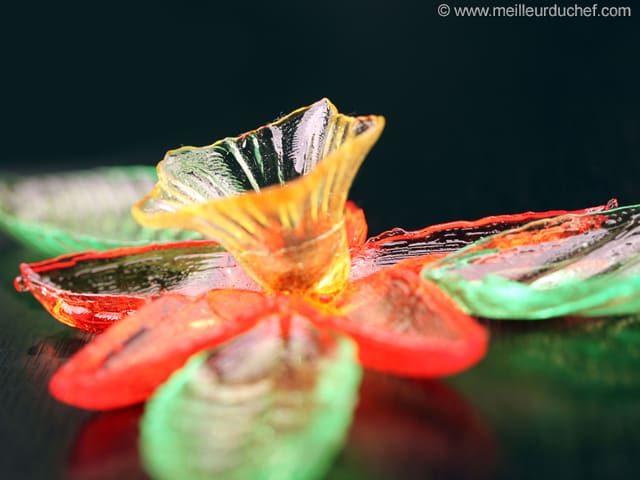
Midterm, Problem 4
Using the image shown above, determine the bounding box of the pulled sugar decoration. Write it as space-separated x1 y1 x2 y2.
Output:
25 100 487 413
5 99 636 480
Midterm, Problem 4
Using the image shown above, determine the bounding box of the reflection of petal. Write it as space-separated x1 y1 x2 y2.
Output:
67 406 146 480
0 166 202 257
27 332 92 359
350 200 617 280
341 372 495 480
324 264 488 377
481 314 640 388
140 315 361 480
16 240 257 332
49 290 270 409
426 204 640 319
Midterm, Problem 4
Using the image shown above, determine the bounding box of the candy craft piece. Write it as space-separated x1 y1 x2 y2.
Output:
15 99 544 412
14 99 615 336
0 166 202 257
140 316 361 480
16 98 640 480
133 99 385 296
425 204 640 319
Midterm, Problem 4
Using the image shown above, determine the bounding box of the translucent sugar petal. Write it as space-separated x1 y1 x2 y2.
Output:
425 203 640 319
325 264 488 377
49 290 271 409
16 241 257 332
140 317 361 480
349 200 618 280
0 166 202 257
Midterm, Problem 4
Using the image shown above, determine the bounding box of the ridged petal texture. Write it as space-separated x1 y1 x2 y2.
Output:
48 290 367 410
49 290 273 409
48 277 487 411
140 316 361 480
349 200 617 280
425 203 640 319
16 202 365 332
329 263 488 377
133 99 385 295
15 241 256 332
0 166 201 257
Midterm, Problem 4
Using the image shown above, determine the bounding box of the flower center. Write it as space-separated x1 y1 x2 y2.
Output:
133 99 385 297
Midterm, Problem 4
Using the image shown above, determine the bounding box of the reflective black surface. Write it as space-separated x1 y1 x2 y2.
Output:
2 240 640 479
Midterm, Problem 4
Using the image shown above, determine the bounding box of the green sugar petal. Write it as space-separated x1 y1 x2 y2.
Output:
140 319 362 480
425 204 640 319
0 166 201 257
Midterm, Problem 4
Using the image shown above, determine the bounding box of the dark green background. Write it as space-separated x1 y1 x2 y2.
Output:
3 1 639 234
2 2 640 479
